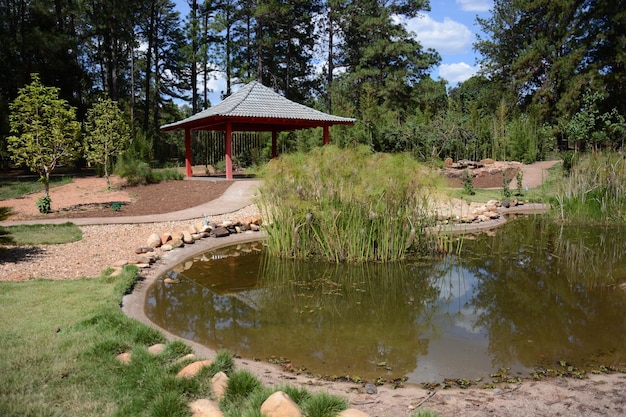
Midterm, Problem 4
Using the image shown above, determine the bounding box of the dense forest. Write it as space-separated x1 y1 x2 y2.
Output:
1 0 625 167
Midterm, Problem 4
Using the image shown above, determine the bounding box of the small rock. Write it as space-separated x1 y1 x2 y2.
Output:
161 244 173 251
170 238 184 249
260 391 303 417
176 360 213 379
213 227 230 238
135 246 154 254
220 220 233 228
161 233 172 245
189 399 224 417
113 260 128 268
364 383 378 394
250 224 260 232
147 233 162 248
148 343 166 355
116 352 132 364
175 353 197 363
182 231 195 244
135 255 154 264
211 371 229 400
337 409 371 417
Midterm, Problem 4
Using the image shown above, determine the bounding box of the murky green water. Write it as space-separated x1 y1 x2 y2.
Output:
145 216 626 383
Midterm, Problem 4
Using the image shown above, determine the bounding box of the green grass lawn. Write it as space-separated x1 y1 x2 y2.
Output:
5 222 83 245
0 176 73 201
0 269 387 417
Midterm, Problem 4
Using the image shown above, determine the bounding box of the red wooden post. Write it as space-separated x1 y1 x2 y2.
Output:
225 121 233 180
272 130 277 158
185 128 192 177
323 125 330 145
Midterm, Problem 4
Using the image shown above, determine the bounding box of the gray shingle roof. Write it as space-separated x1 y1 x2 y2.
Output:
161 81 355 131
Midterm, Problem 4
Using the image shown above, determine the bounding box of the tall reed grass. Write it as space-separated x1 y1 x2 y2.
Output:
256 145 442 262
552 152 626 223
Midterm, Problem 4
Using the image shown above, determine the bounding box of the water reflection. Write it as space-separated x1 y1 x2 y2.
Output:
145 218 626 383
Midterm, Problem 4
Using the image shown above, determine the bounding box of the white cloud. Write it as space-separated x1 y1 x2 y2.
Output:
402 15 473 54
456 0 492 12
438 62 479 83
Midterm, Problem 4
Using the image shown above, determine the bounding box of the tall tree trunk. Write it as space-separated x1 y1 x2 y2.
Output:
143 0 156 134
327 4 334 114
190 0 198 113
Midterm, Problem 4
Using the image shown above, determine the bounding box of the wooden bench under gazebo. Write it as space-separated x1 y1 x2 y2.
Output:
160 81 355 179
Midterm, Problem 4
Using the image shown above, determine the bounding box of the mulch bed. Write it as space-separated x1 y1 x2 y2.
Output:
46 180 233 219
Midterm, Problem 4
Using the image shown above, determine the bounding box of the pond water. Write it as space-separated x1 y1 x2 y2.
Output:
145 216 626 383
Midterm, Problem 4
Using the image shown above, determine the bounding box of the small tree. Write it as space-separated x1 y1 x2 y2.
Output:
7 74 81 198
84 98 131 187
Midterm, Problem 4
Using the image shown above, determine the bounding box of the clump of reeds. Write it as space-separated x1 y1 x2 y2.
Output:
552 152 626 224
256 145 442 262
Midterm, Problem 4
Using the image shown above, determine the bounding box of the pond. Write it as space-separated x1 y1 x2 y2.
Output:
145 216 626 383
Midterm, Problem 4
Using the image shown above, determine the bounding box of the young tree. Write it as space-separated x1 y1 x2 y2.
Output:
7 74 81 198
84 98 132 187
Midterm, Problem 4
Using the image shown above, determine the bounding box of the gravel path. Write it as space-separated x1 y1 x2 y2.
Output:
0 205 260 281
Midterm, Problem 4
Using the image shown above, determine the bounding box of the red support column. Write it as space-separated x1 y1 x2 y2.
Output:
272 130 277 158
323 125 330 145
225 121 233 180
185 128 192 177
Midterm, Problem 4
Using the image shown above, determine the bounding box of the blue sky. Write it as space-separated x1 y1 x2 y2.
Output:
174 0 493 104
405 0 492 84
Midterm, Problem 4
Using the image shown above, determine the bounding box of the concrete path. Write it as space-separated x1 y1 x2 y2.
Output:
0 179 261 227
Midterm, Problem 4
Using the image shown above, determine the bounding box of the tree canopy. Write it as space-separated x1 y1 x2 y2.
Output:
7 74 81 197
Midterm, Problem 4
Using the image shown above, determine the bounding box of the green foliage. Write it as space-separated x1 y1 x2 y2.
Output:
300 392 347 417
460 170 475 195
151 168 184 182
257 146 442 263
566 92 626 151
84 98 132 188
515 171 525 196
222 370 263 407
501 176 512 199
0 176 73 201
36 195 52 214
6 74 81 197
552 152 626 223
115 155 154 186
561 150 578 175
6 222 82 245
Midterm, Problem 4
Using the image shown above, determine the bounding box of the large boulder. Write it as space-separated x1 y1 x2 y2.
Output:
210 371 229 400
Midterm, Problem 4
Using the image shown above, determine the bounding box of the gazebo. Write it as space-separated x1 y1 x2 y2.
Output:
160 81 356 179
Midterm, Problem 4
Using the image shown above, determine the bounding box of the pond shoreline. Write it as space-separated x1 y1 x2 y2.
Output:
122 209 626 417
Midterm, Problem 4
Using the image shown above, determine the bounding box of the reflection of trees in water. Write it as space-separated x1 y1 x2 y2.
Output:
463 216 626 368
146 245 450 379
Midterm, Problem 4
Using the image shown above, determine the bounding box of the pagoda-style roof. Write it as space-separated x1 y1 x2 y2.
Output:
160 81 355 132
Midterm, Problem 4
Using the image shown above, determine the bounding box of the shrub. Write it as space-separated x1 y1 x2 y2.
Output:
151 168 184 182
460 169 475 195
115 155 154 186
36 195 51 214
